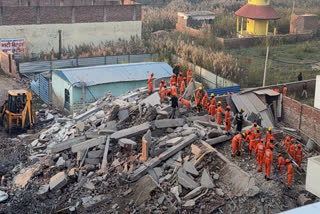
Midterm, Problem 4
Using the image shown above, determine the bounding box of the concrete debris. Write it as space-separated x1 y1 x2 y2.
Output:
184 186 204 200
76 121 85 132
0 190 8 202
154 119 185 129
216 188 224 197
47 135 86 153
206 135 232 146
118 138 137 150
14 163 41 188
139 92 161 107
167 137 183 146
200 169 214 188
170 186 181 203
191 144 203 156
37 184 49 197
183 161 199 176
88 150 104 159
158 194 165 205
177 169 200 190
118 109 129 121
82 194 111 209
297 194 313 206
83 180 95 191
183 199 195 208
133 175 158 205
49 172 68 191
110 122 150 140
71 136 106 153
56 157 66 167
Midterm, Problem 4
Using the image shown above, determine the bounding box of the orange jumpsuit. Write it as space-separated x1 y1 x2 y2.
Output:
278 156 285 180
225 110 231 132
180 98 191 110
159 86 166 101
265 132 273 144
266 140 273 150
170 76 175 87
196 90 202 107
211 97 216 106
253 132 262 155
284 138 290 151
295 148 302 168
255 142 265 171
264 148 273 178
217 106 223 125
187 70 192 85
247 134 255 154
232 134 242 155
202 94 209 110
159 82 163 91
289 144 296 159
180 81 185 96
148 76 153 94
287 163 294 187
177 75 183 89
166 88 172 97
208 104 216 121
283 87 287 96
171 85 177 97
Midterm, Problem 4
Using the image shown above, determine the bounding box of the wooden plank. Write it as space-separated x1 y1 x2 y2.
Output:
100 136 110 174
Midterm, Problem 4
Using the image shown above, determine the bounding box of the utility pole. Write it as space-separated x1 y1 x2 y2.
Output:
263 46 269 87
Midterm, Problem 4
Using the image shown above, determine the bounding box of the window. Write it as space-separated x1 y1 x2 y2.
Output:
60 0 64 6
81 0 85 5
27 0 31 6
64 89 70 110
18 0 22 6
50 0 56 6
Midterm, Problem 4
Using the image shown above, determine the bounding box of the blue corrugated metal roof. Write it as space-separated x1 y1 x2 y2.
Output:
206 85 240 96
53 62 173 87
280 202 320 214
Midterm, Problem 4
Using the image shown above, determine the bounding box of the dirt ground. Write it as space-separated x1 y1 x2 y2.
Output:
0 72 27 106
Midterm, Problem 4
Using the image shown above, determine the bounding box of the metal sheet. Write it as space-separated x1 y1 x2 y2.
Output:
280 202 320 214
254 89 279 96
54 62 173 87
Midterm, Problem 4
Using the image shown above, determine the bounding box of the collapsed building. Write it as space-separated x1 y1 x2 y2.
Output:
0 76 319 213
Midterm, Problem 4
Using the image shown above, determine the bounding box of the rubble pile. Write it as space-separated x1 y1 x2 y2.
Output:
0 87 318 213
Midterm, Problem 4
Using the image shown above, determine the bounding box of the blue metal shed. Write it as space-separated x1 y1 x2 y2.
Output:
51 62 172 112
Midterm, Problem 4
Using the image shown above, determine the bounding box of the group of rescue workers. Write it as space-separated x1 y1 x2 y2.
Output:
148 63 302 189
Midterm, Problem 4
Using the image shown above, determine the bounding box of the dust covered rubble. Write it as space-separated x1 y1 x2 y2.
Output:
2 89 260 213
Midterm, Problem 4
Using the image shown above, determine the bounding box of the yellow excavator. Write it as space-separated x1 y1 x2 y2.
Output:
0 90 36 134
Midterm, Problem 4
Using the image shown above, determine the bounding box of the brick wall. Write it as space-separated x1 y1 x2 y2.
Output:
0 51 19 78
282 96 320 146
290 14 319 34
0 0 128 7
0 4 141 25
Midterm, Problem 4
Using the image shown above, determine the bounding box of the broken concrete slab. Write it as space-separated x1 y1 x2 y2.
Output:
186 115 211 123
95 110 105 119
183 199 195 208
14 163 41 188
154 167 163 178
130 134 198 181
139 92 161 107
56 157 65 167
177 169 200 190
148 168 159 183
183 161 199 176
88 150 104 159
47 135 86 153
133 175 158 205
76 121 85 132
297 194 313 206
49 172 68 191
154 119 185 129
170 186 181 203
98 129 116 135
118 138 137 150
201 169 214 188
167 137 183 146
83 180 95 191
206 135 232 146
100 136 110 174
71 136 106 153
110 122 150 140
184 186 204 200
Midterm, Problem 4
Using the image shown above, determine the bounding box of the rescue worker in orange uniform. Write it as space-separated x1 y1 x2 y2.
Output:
295 144 303 170
179 97 191 110
210 93 216 106
265 127 273 145
264 144 274 180
159 82 166 102
255 139 265 172
187 67 192 85
202 93 209 110
170 74 176 87
177 72 183 90
246 130 255 159
266 136 274 150
225 106 231 133
171 82 177 97
159 79 165 92
283 136 291 151
180 77 186 96
165 84 171 97
286 159 294 188
289 140 296 159
283 84 287 96
253 126 262 156
251 122 258 134
278 153 285 182
216 101 223 125
232 133 246 157
196 87 204 113
208 102 216 122
148 72 154 94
